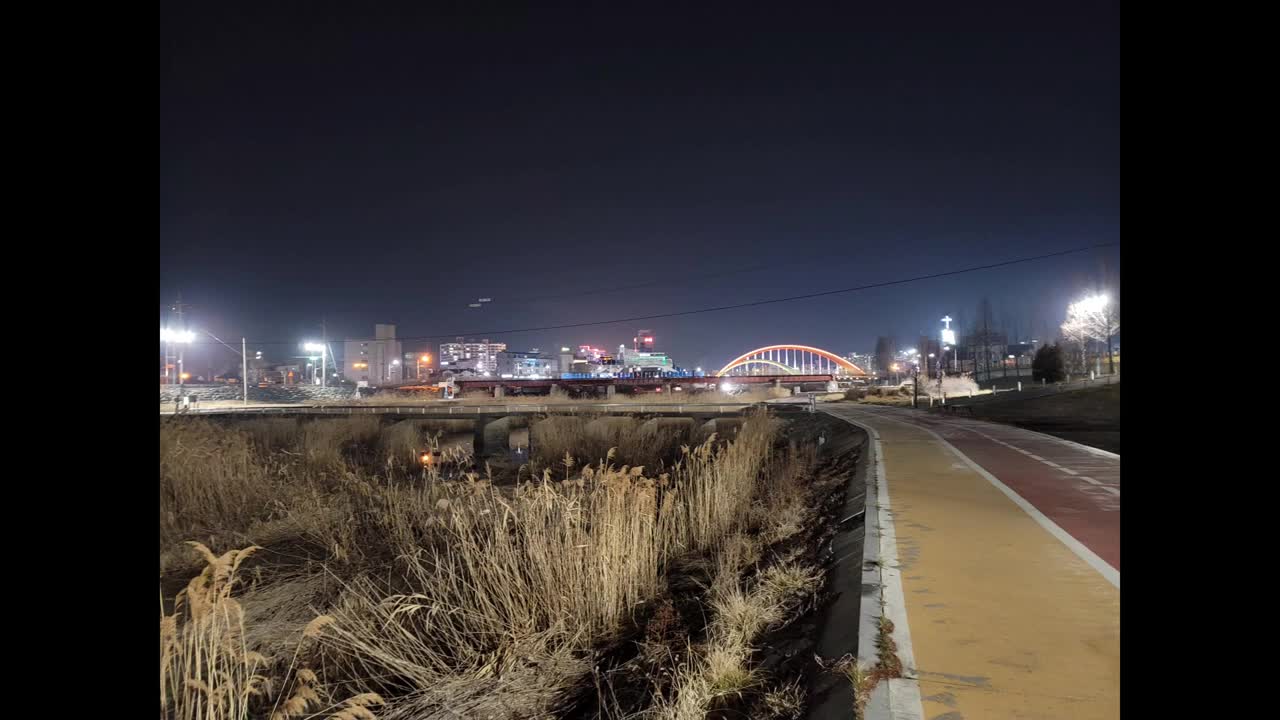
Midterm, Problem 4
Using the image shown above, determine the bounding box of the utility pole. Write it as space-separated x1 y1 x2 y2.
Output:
321 317 327 388
940 315 954 393
981 301 990 384
172 295 191 388
242 337 249 405
913 363 919 408
1107 311 1115 375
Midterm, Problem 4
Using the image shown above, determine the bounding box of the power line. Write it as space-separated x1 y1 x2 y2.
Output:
457 259 783 306
183 242 1118 346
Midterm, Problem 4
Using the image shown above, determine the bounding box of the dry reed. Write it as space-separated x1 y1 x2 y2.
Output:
160 420 275 550
313 410 777 718
160 407 794 719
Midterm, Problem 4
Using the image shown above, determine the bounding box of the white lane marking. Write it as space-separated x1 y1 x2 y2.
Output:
930 431 1119 586
924 417 1119 480
851 408 1120 588
1101 486 1120 497
944 416 1121 460
1079 476 1102 485
1058 467 1079 475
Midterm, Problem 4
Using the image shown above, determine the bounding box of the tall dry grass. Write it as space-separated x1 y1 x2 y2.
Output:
160 542 384 720
161 408 791 719
376 420 422 469
160 543 269 720
239 418 302 453
642 438 823 720
300 416 381 469
310 411 777 718
160 420 276 550
161 416 442 566
643 559 822 720
647 559 822 720
530 415 692 472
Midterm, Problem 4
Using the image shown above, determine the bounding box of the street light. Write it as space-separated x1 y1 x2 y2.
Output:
1077 293 1108 313
417 353 431 380
161 328 195 386
303 342 326 386
1066 292 1115 376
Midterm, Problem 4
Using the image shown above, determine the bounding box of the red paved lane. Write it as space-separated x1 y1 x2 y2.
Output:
851 405 1120 571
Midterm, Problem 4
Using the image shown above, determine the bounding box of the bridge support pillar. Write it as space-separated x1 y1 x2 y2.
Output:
774 378 782 389
549 383 558 396
662 383 672 395
695 416 743 443
473 415 525 458
606 385 616 399
493 385 505 399
473 415 492 457
640 417 695 443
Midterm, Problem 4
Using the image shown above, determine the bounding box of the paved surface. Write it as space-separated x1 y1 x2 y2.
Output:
823 403 1119 720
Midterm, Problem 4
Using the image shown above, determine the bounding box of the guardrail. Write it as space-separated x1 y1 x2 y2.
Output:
161 402 757 417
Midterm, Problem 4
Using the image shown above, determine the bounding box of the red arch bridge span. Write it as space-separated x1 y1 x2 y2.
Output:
715 345 867 377
449 374 834 392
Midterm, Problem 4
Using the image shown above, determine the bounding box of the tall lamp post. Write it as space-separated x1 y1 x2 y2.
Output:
160 328 195 387
303 343 326 386
940 315 956 391
417 353 431 381
913 353 922 407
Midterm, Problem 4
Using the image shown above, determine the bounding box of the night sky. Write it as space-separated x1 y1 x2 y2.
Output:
160 3 1119 374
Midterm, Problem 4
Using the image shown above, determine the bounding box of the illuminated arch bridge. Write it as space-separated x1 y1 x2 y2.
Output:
716 345 868 377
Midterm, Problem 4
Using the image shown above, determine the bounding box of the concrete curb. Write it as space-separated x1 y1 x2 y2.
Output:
835 413 924 720
808 425 869 719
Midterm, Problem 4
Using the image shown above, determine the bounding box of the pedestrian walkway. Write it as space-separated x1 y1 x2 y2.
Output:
824 404 1119 720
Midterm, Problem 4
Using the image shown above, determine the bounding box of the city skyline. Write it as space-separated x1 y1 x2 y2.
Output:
162 241 1118 379
162 3 1118 376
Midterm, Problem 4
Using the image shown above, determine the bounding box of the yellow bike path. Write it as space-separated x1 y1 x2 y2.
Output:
829 406 1119 719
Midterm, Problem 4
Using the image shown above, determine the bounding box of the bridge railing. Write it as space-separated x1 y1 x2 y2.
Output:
161 402 759 417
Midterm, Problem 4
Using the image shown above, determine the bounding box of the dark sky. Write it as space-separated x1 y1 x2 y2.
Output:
160 3 1119 374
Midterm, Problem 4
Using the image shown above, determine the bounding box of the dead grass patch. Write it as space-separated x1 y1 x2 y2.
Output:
160 408 785 719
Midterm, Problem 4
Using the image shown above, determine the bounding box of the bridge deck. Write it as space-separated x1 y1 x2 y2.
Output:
160 402 757 417
449 374 835 389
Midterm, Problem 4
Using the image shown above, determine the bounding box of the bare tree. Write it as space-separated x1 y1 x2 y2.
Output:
1061 292 1120 375
874 336 897 380
1058 320 1088 374
976 298 994 382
